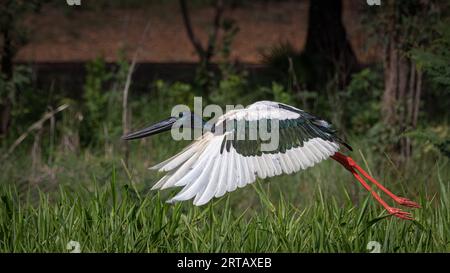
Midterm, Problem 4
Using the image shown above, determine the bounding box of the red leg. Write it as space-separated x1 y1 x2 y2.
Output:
347 157 420 208
349 168 413 220
331 152 416 220
333 152 420 208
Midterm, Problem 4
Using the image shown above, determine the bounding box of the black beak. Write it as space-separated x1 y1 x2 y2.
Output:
122 117 177 140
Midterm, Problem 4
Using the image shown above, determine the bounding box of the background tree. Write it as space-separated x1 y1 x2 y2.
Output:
371 0 439 161
302 0 358 90
0 0 43 136
179 0 225 97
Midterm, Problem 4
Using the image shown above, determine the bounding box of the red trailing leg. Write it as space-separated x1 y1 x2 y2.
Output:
331 152 419 220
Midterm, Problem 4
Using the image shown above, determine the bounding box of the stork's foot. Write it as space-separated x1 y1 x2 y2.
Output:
394 197 421 209
386 207 414 220
331 152 420 221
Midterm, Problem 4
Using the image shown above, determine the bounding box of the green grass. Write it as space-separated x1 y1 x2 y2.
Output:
0 138 449 252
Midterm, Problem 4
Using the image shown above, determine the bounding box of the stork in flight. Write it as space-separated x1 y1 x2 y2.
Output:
123 101 420 220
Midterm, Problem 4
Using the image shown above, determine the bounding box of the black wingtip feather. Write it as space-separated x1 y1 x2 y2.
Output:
341 141 353 152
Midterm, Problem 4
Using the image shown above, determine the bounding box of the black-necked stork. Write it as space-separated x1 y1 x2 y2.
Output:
123 101 420 220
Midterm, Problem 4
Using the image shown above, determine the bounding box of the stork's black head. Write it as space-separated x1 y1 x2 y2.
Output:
121 111 205 140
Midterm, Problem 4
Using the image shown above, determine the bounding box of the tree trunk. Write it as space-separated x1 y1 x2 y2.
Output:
382 1 423 162
179 0 224 97
303 0 358 89
1 26 14 136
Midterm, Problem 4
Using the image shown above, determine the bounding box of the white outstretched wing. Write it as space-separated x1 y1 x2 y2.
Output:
150 101 342 206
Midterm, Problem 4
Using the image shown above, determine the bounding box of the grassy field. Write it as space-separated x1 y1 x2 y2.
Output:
0 135 449 253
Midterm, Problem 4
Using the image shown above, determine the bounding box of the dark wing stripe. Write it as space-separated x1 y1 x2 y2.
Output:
219 118 335 157
218 106 352 156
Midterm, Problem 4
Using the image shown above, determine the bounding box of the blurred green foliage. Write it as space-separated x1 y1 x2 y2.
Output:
0 66 33 115
261 42 314 90
0 66 50 138
411 20 450 115
343 68 383 133
411 21 450 88
405 128 450 159
80 57 128 147
153 80 194 107
409 19 450 157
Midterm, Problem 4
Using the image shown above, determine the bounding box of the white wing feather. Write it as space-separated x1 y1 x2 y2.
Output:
149 102 341 206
